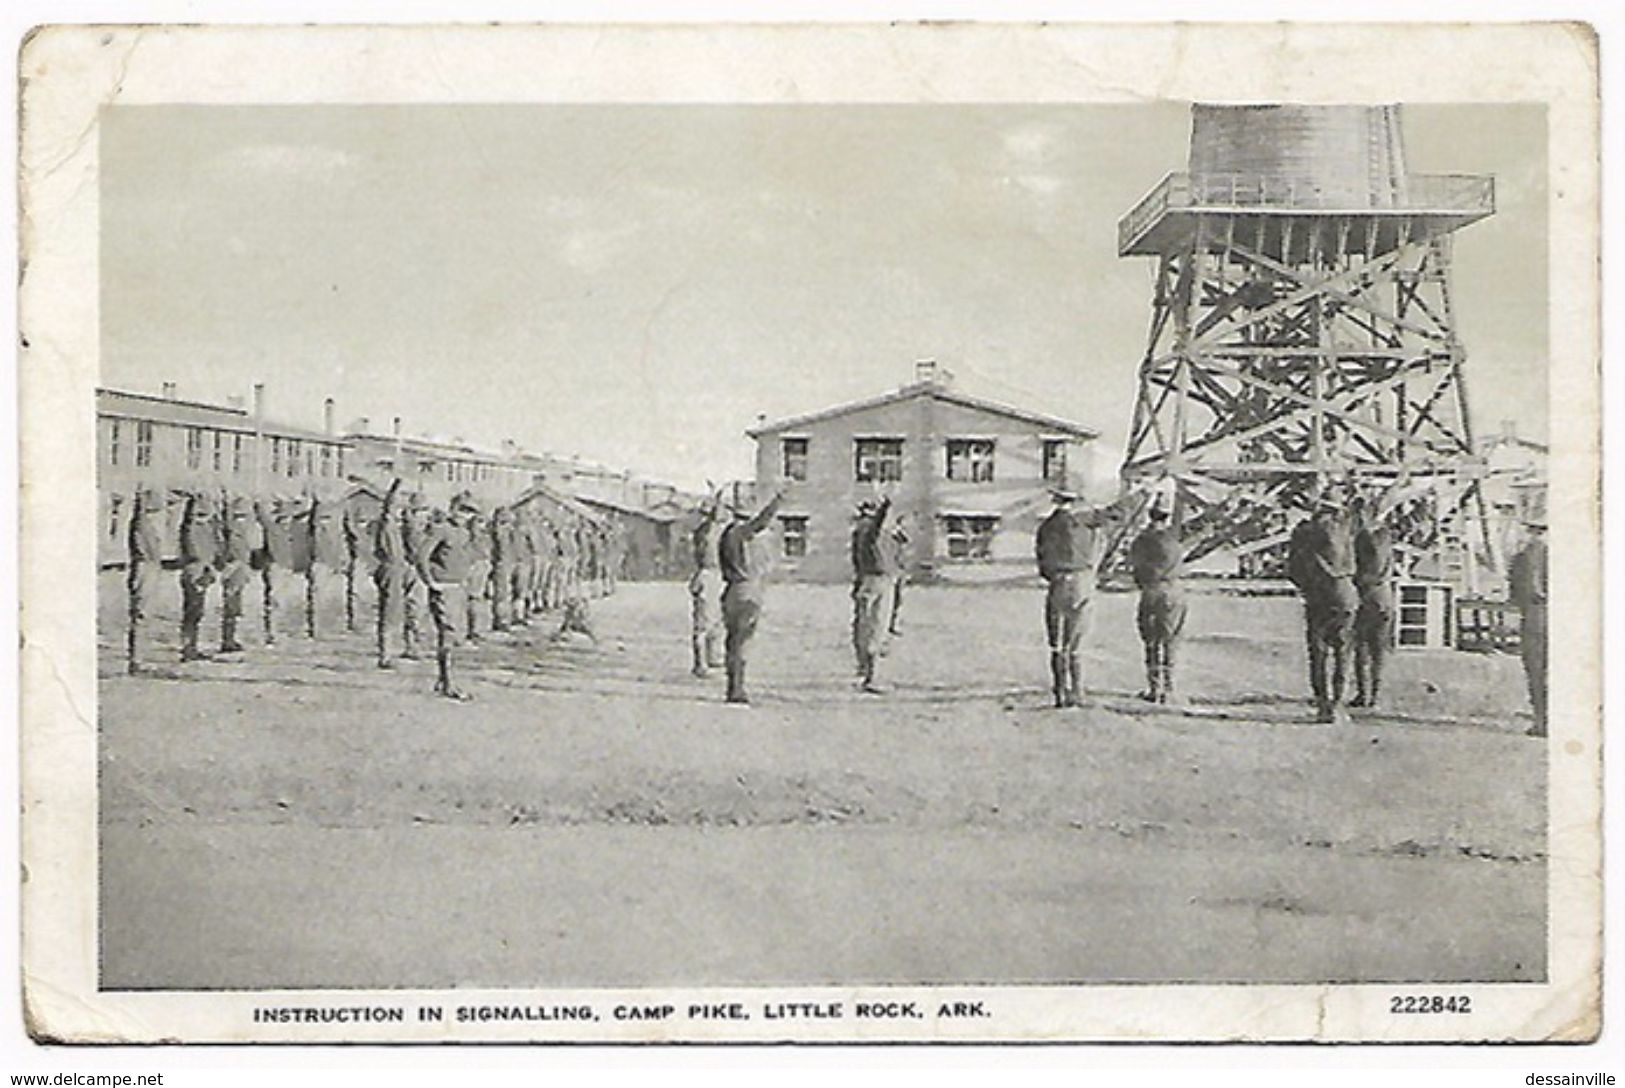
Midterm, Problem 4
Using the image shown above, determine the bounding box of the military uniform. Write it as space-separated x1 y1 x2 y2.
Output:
1035 495 1127 708
253 498 296 645
489 507 518 631
125 488 168 674
1509 528 1549 737
689 502 727 677
1287 504 1359 723
372 483 412 666
342 499 373 633
178 493 221 661
217 495 256 654
462 507 492 642
303 496 348 639
718 491 787 704
420 509 473 700
851 497 902 693
399 495 430 657
1351 516 1395 709
1129 514 1186 704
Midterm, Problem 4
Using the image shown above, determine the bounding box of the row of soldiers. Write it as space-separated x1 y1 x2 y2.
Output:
677 477 1548 736
121 481 620 699
1033 481 1548 733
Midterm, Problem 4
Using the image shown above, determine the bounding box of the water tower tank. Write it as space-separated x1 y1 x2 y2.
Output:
1188 104 1409 209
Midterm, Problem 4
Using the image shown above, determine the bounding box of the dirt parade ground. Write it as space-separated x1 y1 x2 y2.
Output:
96 572 1546 991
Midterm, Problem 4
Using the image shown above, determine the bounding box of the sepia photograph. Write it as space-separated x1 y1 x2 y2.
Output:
16 22 1601 1044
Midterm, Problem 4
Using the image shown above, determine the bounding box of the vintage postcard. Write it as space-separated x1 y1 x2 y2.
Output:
16 22 1600 1043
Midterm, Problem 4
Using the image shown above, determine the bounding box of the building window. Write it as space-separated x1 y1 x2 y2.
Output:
320 444 333 478
1042 439 1068 483
233 434 245 474
183 427 202 470
287 439 302 478
211 430 224 473
781 438 809 482
942 514 998 560
270 438 283 476
337 449 346 479
108 421 121 466
108 494 124 540
779 515 808 559
946 438 995 483
135 422 153 468
854 438 904 483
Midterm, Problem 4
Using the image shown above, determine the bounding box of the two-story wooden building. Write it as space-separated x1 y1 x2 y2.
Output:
747 364 1101 583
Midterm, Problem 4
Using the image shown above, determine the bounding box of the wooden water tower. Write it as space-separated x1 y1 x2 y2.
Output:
1116 104 1496 580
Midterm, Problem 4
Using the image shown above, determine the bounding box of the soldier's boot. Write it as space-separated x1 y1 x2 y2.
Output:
180 626 208 662
1065 654 1084 707
707 633 726 671
304 576 318 640
1139 645 1159 702
262 578 277 646
126 621 142 675
220 614 244 654
1049 653 1067 708
724 660 749 705
1158 664 1174 705
345 573 357 633
691 637 709 679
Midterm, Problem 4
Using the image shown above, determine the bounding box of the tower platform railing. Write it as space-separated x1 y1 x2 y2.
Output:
1118 171 1495 256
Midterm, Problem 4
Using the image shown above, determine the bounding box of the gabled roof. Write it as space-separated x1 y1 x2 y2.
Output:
747 381 1099 441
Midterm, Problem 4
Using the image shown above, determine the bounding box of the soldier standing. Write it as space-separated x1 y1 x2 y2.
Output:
125 486 169 675
417 505 474 701
373 479 409 668
304 494 348 639
1128 502 1186 704
1287 492 1360 724
849 499 879 674
509 506 536 627
1350 494 1396 710
717 487 788 705
1509 515 1549 737
489 505 518 632
851 495 902 694
1035 487 1133 708
458 498 492 643
178 492 221 662
342 493 376 633
399 491 431 658
217 494 255 655
252 496 294 645
688 492 727 678
888 513 911 638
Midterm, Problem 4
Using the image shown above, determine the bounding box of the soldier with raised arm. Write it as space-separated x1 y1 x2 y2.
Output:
717 486 788 705
851 494 903 694
688 490 727 679
1035 485 1135 708
372 478 408 668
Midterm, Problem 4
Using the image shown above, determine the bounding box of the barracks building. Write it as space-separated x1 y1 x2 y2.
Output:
747 362 1102 584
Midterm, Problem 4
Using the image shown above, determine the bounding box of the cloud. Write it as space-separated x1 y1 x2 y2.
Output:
218 143 357 180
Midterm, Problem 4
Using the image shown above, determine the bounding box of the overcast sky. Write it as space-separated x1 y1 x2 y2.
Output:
100 103 1546 490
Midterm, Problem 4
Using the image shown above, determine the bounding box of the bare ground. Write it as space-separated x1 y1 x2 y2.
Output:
97 573 1546 989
